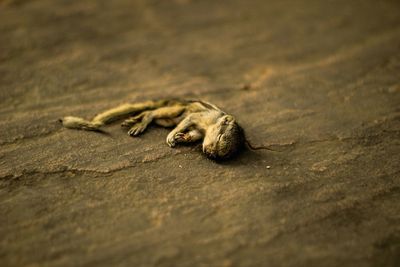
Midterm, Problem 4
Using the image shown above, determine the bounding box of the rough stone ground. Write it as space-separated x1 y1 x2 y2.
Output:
1 0 399 266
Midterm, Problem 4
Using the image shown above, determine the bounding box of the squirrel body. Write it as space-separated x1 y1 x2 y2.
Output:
61 99 244 160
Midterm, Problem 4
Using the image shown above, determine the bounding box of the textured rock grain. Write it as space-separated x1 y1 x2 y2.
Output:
0 0 399 266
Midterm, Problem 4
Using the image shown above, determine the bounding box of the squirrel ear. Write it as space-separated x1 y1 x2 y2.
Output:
224 115 234 123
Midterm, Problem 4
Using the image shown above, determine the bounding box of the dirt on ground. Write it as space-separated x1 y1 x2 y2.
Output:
0 0 399 266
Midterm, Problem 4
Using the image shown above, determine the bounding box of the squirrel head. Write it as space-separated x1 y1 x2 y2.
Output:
202 115 244 160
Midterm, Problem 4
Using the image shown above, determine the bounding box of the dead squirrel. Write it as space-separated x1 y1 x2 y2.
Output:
61 99 271 160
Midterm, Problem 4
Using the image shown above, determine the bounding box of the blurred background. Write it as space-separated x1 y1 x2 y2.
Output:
1 0 399 266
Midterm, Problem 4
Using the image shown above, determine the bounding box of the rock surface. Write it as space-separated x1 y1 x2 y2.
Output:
1 0 399 266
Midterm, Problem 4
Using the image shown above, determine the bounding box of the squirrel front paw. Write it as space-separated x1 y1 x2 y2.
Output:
166 137 176 148
166 132 188 147
166 132 179 147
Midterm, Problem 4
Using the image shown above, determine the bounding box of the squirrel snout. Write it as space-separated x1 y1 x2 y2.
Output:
203 147 217 159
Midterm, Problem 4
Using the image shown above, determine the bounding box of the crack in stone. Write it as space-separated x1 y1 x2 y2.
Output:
0 168 114 181
253 128 400 152
0 149 189 181
0 128 62 146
